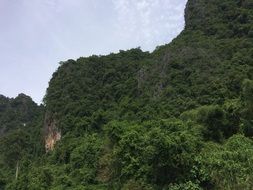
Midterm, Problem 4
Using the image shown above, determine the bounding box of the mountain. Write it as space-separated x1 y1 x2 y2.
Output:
0 94 43 189
1 0 253 189
0 94 41 135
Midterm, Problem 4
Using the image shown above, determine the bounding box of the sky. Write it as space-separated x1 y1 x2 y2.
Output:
0 0 187 104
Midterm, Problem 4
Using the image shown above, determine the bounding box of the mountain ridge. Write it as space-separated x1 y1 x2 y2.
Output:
0 0 253 189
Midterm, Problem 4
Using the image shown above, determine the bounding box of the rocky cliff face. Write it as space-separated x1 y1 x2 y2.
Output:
44 113 61 152
1 0 253 189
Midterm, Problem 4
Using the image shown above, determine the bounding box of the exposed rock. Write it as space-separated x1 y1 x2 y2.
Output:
44 113 61 152
137 67 147 90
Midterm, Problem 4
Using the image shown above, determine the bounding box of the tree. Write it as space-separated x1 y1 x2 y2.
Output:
241 79 253 137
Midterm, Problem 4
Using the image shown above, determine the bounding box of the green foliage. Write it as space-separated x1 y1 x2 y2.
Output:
197 135 253 189
196 105 227 141
121 179 153 190
168 181 202 190
69 134 102 185
0 94 41 134
107 119 202 188
1 0 253 189
242 79 253 115
0 94 43 189
181 104 241 142
241 79 253 137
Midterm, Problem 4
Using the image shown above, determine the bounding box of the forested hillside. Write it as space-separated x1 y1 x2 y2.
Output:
0 94 43 189
1 0 253 189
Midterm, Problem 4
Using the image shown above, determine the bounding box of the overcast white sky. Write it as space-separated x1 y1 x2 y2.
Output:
0 0 187 103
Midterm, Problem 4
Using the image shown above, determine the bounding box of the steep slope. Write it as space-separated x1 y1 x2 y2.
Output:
2 0 253 189
44 0 252 126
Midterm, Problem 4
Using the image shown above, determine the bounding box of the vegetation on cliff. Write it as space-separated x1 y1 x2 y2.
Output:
0 0 253 189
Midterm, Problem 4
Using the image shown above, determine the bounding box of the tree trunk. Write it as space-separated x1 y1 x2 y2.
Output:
15 161 19 180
